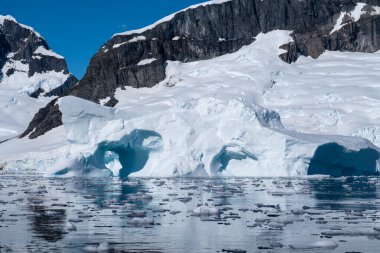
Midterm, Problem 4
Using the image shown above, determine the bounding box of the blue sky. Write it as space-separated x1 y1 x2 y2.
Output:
1 0 205 78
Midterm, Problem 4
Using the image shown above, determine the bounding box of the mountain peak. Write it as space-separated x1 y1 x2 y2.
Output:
0 14 77 97
0 14 42 38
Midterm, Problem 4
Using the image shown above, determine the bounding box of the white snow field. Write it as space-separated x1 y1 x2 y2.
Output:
0 89 52 141
1 30 379 177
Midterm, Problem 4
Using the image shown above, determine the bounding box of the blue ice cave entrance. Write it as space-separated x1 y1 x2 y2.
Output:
89 130 163 178
210 145 258 176
307 143 379 177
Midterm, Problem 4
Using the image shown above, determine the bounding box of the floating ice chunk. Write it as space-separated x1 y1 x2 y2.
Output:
127 217 154 226
65 221 77 231
289 240 338 250
374 226 380 231
97 242 109 252
192 206 219 216
266 223 284 230
84 242 109 252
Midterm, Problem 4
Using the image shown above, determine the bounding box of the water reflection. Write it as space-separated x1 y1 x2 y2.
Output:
28 204 67 242
0 175 379 252
307 177 378 210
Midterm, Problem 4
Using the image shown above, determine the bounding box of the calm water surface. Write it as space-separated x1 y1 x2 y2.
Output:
0 173 379 252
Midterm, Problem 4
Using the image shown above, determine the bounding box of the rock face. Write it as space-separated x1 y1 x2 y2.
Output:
0 15 77 97
22 0 380 139
282 1 380 62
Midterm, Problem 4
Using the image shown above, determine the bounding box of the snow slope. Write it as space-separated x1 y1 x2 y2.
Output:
263 51 380 146
0 63 70 94
0 90 52 141
0 65 70 141
1 30 380 177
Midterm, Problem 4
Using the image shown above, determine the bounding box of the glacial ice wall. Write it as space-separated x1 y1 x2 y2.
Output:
50 93 379 178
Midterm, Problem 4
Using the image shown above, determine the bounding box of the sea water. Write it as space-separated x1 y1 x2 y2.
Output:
0 174 379 252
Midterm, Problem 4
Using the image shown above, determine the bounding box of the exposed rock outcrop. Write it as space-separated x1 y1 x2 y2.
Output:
22 0 380 139
0 15 77 97
19 99 62 139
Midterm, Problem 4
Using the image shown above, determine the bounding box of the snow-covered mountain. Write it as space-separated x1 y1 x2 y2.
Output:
1 0 380 178
22 0 380 139
0 15 77 96
0 15 77 141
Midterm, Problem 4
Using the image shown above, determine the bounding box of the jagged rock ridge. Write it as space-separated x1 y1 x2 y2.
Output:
22 0 380 138
0 15 77 97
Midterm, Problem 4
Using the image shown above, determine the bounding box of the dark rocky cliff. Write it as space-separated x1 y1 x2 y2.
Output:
22 0 380 138
0 16 77 97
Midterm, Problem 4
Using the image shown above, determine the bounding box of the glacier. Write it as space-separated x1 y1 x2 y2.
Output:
1 30 380 177
12 30 374 178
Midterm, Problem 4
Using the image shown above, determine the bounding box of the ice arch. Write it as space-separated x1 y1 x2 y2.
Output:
210 145 258 176
87 129 163 178
308 143 379 177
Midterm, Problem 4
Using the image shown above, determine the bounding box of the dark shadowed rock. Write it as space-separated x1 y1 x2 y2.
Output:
20 99 62 139
22 0 380 138
0 15 77 97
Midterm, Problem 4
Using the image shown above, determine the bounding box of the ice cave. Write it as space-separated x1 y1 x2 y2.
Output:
86 129 163 178
210 145 258 176
307 143 379 177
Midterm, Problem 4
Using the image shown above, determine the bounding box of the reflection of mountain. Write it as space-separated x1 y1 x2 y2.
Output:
28 203 67 242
